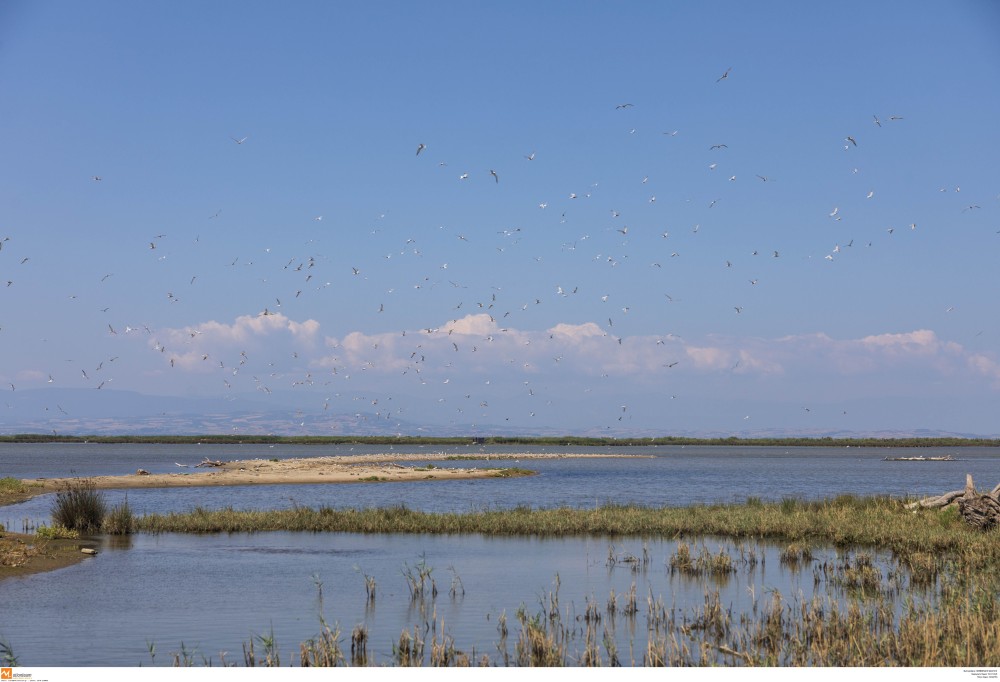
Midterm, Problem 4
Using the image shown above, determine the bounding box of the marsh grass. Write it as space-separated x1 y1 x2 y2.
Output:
778 542 814 568
0 477 42 507
102 496 134 535
31 494 997 667
132 550 1000 667
669 542 736 578
51 480 107 532
132 495 992 564
401 556 437 601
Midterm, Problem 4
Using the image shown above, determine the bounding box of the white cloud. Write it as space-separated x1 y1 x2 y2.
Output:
149 312 1000 397
151 312 322 370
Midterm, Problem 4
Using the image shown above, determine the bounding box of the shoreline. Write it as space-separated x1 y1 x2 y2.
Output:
3 452 639 578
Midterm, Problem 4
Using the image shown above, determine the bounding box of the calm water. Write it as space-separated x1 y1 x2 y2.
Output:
2 443 997 666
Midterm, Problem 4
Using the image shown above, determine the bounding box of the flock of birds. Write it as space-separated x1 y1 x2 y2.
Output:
1 66 993 435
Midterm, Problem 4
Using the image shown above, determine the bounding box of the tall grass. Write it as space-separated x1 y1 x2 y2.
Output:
51 480 106 532
133 496 999 569
102 496 134 535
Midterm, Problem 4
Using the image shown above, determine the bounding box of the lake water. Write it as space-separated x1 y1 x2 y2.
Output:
2 443 998 666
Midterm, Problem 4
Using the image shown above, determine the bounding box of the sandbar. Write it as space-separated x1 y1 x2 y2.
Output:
20 451 642 493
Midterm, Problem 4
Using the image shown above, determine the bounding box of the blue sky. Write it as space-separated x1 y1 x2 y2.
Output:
1 1 999 436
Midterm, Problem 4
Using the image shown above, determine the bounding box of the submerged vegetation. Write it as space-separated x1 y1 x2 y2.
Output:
139 538 999 668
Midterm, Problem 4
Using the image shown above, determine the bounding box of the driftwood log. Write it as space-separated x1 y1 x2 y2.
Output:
194 457 226 468
906 474 1000 530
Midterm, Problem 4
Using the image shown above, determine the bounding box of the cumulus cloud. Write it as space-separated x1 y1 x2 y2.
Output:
151 312 322 371
150 312 1000 398
548 322 605 340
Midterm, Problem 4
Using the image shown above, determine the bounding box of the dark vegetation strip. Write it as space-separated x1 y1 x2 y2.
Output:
1 434 998 447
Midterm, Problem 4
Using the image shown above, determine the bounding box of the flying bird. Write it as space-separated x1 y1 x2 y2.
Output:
231 136 248 144
490 169 499 183
615 103 634 109
716 67 732 82
846 136 858 147
416 143 426 156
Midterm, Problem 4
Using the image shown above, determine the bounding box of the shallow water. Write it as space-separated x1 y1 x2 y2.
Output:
1 443 996 666
1 532 884 667
5 444 998 529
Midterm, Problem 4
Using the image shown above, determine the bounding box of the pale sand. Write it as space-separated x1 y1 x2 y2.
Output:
22 452 643 492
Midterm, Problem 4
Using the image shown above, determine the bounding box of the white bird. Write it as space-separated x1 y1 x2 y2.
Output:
232 136 248 144
490 169 499 183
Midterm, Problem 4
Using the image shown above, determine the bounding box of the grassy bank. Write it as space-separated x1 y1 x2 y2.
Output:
135 495 999 568
0 477 42 507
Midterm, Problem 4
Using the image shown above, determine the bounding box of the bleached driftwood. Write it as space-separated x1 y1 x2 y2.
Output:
194 457 226 468
907 474 1000 531
905 490 965 510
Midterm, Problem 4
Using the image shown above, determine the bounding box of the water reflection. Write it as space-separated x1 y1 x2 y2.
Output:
2 531 932 666
3 444 995 666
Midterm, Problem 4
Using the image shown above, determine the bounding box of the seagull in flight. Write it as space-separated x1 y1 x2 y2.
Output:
416 143 426 156
490 169 499 184
716 67 732 82
846 136 858 147
710 144 728 150
615 103 634 109
231 136 248 144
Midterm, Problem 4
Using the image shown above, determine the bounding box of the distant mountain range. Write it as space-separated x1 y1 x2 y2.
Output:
0 388 991 440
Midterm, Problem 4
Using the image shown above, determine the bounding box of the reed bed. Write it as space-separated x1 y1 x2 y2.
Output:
18 494 1000 667
134 496 1000 568
143 558 1000 667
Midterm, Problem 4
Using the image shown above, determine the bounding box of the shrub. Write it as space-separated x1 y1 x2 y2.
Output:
51 480 107 532
35 524 79 539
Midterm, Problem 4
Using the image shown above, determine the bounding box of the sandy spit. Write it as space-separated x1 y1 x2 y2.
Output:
22 452 644 492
